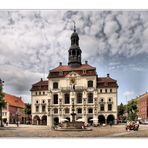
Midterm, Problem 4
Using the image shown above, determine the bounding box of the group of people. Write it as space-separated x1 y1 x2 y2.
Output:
126 120 139 131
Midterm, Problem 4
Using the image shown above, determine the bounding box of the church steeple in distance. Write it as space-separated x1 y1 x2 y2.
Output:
68 21 82 68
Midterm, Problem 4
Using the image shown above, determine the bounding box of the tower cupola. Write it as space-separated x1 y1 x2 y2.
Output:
68 21 82 68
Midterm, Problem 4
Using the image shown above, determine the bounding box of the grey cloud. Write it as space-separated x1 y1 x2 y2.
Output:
0 10 148 103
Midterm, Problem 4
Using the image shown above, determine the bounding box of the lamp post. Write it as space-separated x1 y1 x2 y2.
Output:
16 101 19 127
0 78 4 127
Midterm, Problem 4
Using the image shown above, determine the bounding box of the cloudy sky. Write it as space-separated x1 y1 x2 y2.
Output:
0 10 148 104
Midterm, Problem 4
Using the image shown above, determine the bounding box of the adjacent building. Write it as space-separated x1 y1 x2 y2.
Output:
2 93 25 124
137 92 148 120
31 26 118 127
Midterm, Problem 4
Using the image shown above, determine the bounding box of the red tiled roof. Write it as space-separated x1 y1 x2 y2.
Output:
97 76 118 88
31 79 48 91
50 64 95 72
4 93 25 108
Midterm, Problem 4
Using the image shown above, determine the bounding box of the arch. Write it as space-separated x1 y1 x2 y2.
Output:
53 117 59 125
88 117 93 125
72 49 76 55
98 115 105 124
33 115 40 125
41 115 47 125
107 114 115 124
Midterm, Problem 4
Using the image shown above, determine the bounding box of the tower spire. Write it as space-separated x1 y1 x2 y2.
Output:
73 21 76 32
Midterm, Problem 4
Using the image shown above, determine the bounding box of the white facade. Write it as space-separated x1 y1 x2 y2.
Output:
31 72 118 127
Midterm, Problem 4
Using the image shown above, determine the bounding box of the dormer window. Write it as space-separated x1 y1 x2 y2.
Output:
88 80 93 88
53 82 58 89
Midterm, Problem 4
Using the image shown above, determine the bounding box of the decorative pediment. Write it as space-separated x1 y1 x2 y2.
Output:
65 71 80 78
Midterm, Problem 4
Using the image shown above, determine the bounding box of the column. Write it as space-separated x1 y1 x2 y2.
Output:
47 115 53 128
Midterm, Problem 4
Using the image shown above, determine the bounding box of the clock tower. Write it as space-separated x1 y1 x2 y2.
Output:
68 22 82 68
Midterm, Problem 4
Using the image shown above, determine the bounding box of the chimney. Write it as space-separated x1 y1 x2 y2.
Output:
41 78 43 81
85 61 88 64
59 62 62 66
107 74 110 77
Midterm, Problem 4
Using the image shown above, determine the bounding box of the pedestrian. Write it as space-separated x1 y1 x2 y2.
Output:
109 121 113 127
16 121 19 127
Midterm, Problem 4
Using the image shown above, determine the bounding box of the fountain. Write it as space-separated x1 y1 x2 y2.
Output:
54 84 92 131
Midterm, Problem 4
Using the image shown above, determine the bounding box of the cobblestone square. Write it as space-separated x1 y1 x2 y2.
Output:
1 124 148 137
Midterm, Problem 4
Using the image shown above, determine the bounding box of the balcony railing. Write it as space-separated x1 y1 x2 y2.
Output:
61 86 86 92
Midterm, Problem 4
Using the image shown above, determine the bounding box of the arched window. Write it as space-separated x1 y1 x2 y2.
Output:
65 108 69 114
64 93 70 104
77 93 82 104
88 93 93 103
77 108 82 114
53 82 58 89
72 50 76 55
88 80 93 88
88 108 93 113
53 94 58 104
53 108 58 114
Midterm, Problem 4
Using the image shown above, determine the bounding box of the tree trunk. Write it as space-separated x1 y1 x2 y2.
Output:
0 107 3 127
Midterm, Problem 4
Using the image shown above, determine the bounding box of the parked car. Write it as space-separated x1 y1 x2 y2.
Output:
139 120 148 124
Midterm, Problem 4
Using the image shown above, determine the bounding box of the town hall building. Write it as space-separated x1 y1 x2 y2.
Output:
31 25 118 127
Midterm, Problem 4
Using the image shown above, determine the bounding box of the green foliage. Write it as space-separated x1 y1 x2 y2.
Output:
0 90 6 109
118 103 126 116
127 99 138 121
118 103 126 122
0 82 6 127
24 103 31 115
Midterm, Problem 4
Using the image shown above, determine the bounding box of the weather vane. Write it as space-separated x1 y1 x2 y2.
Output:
72 20 76 32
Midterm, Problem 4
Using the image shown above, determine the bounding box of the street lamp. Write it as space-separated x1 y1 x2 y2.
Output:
0 78 4 127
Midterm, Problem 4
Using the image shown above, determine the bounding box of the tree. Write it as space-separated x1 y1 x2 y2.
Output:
0 79 6 127
118 103 126 121
127 99 138 121
24 103 31 124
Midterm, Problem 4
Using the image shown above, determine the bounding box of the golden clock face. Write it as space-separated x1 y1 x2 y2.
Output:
70 78 75 84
